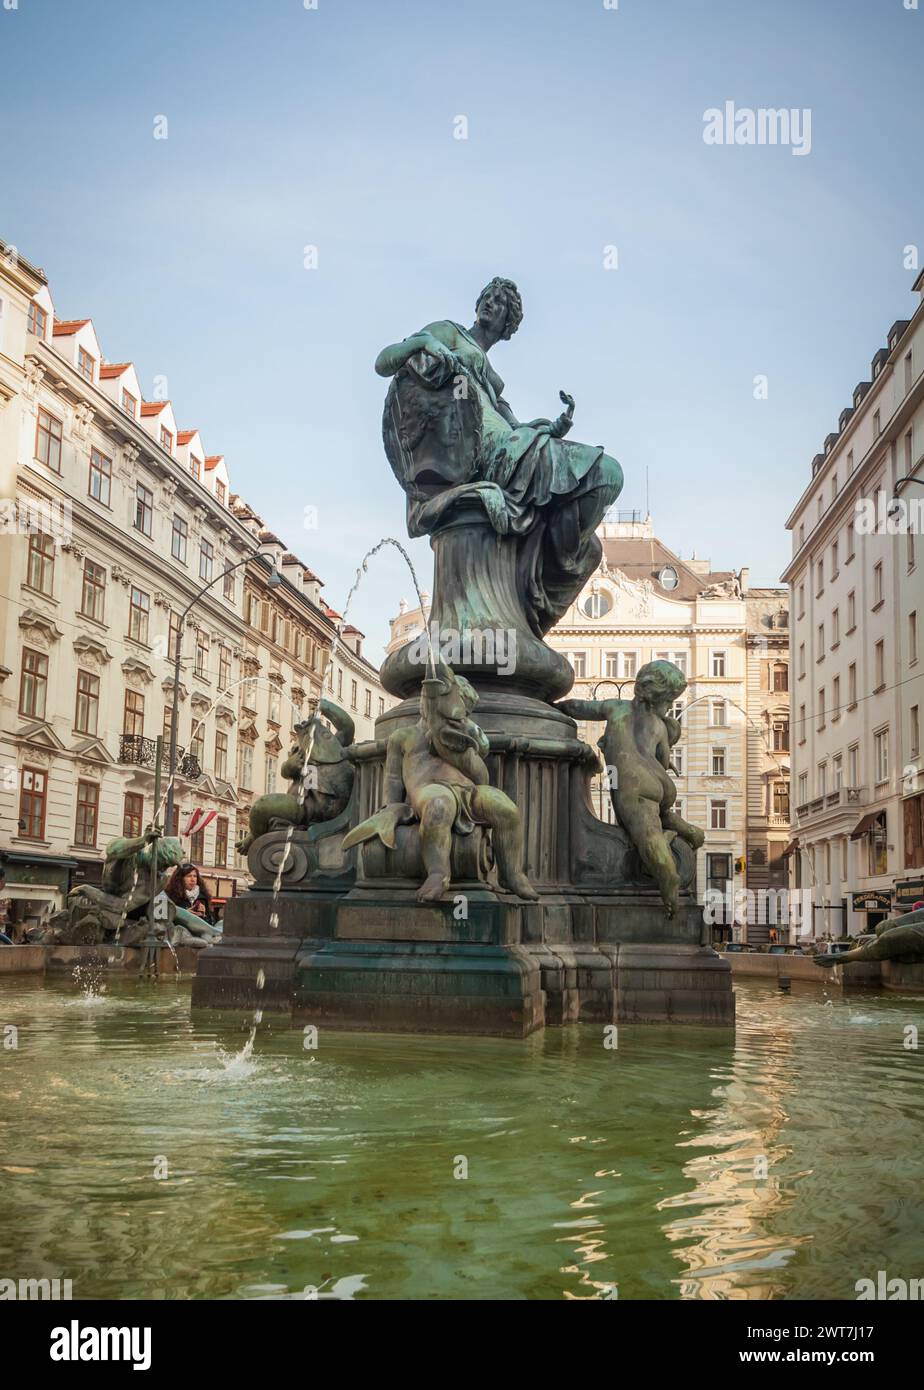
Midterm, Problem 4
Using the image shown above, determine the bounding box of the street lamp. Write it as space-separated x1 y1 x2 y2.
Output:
163 551 283 830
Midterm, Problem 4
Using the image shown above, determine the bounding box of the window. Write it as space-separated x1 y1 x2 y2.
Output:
799 643 805 678
711 699 727 727
135 482 153 537
818 687 826 727
123 792 144 838
121 388 137 418
88 448 112 506
171 514 188 563
168 610 182 660
35 408 63 471
199 538 214 583
605 651 619 679
711 650 726 678
19 648 48 718
868 810 888 876
798 524 805 549
873 562 883 607
215 816 228 868
831 608 839 646
77 346 95 382
364 689 372 718
773 783 790 818
26 531 55 595
351 679 358 709
772 662 788 692
797 584 805 618
337 669 343 700
912 705 920 760
74 780 99 847
264 753 276 795
911 611 918 665
19 767 47 840
162 704 174 745
195 630 210 678
268 687 281 724
238 742 253 790
706 853 731 891
846 520 855 561
833 753 843 790
712 747 726 776
673 746 684 775
80 558 105 621
830 539 838 576
190 825 205 863
74 669 99 735
798 772 808 804
874 728 890 785
222 568 235 601
909 528 916 574
905 350 914 395
191 721 205 765
710 800 727 830
160 426 173 452
128 586 150 644
219 647 232 691
215 481 226 506
27 300 47 337
798 703 806 742
123 689 144 737
817 623 825 658
873 409 881 437
904 794 924 869
874 639 885 691
190 456 202 482
378 697 385 716
847 591 856 630
571 652 587 679
832 675 840 720
622 651 638 679
214 730 228 781
848 744 859 787
815 556 824 597
772 718 789 752
817 762 827 796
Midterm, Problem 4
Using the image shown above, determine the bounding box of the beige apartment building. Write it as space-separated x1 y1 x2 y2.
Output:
0 243 392 930
389 518 789 941
782 272 924 938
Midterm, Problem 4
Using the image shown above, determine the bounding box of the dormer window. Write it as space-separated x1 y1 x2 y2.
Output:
160 427 174 453
77 347 95 382
27 301 47 338
190 457 202 481
215 480 226 506
121 389 137 418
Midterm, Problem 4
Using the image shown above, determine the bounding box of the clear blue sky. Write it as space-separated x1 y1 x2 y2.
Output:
2 0 922 660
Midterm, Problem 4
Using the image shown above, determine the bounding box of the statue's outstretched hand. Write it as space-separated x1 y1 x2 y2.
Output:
548 390 575 439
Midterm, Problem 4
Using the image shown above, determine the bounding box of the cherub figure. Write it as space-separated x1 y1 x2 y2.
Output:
235 699 355 854
342 663 537 903
558 660 704 917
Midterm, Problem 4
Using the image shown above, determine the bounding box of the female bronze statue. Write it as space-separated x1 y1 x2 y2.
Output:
376 278 623 699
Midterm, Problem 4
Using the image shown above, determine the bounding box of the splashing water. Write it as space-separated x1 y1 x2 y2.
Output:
69 962 107 1007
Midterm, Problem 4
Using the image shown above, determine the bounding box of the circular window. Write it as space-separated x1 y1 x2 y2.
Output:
658 566 679 591
580 591 613 619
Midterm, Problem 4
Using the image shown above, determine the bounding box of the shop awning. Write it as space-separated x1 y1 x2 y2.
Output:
850 813 880 840
781 838 800 858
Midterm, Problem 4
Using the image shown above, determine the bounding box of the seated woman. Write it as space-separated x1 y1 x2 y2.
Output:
165 863 216 940
375 277 623 637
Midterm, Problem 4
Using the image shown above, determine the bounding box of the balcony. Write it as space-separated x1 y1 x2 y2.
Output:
119 735 201 780
795 786 863 821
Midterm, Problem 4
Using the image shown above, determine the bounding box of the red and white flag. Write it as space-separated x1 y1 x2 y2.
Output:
183 808 217 838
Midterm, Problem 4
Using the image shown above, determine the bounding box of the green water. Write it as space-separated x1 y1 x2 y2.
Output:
1 974 922 1300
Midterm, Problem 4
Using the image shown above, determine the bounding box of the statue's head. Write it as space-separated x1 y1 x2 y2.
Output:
420 662 482 757
634 660 687 714
475 277 523 341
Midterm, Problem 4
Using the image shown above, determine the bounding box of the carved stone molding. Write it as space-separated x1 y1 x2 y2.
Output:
190 692 211 713
19 609 63 645
238 722 259 745
153 590 172 611
111 564 132 588
60 540 85 562
215 703 236 727
73 402 94 439
121 656 155 686
73 633 112 665
22 357 45 401
161 677 188 702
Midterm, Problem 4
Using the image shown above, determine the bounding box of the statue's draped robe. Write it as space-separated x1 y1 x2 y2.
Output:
383 321 622 636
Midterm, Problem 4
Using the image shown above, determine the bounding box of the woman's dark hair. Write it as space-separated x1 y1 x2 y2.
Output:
165 863 211 913
475 277 523 340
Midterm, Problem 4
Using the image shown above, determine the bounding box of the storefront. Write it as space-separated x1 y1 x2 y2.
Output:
1 853 76 937
851 889 893 932
893 877 924 913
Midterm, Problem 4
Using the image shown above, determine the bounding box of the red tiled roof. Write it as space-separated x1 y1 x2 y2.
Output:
52 318 89 336
204 455 224 471
99 362 132 379
140 401 169 416
176 430 198 444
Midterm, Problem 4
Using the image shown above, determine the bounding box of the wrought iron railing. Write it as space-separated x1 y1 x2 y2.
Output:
118 735 200 780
